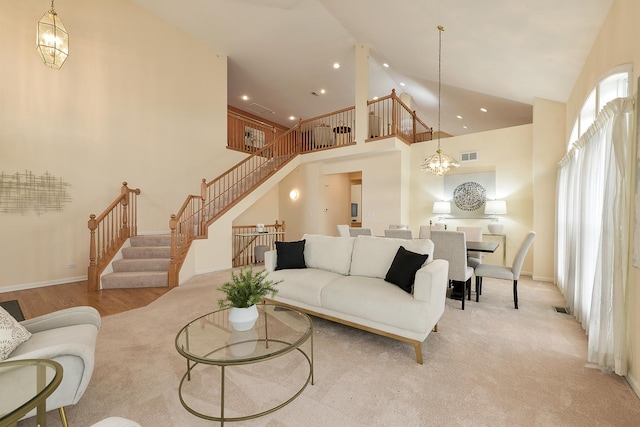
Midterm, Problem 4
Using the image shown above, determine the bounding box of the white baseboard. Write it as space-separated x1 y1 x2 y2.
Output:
532 275 555 283
626 372 640 399
0 275 88 294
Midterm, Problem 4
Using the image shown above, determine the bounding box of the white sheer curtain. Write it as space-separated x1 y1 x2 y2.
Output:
555 98 633 375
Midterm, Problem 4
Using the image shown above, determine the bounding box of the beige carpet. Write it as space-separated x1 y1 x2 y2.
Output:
19 271 640 426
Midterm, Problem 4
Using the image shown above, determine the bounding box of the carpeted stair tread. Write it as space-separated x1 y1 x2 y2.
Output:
130 234 171 247
121 246 171 259
101 271 168 289
112 258 170 272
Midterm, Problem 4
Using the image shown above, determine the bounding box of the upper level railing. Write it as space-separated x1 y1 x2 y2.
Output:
227 109 287 152
87 182 140 291
299 106 356 152
367 89 433 144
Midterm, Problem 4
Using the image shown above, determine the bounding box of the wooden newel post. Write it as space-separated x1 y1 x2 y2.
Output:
121 182 130 238
88 214 98 291
168 214 178 288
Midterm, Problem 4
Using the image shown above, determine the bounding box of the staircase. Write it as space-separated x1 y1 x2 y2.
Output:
101 235 171 289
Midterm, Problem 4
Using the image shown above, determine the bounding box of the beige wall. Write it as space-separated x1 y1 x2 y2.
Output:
0 0 235 289
532 98 566 281
564 0 640 393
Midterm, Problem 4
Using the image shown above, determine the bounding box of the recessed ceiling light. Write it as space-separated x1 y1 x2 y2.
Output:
333 63 340 69
289 116 296 120
480 107 488 112
456 115 463 119
320 89 326 94
383 63 389 68
241 95 249 101
400 82 405 87
462 126 468 129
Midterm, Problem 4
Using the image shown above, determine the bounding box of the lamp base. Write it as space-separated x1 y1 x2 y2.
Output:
488 223 504 234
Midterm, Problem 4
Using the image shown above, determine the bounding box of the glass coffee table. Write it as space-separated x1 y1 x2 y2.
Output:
0 359 63 427
175 304 314 425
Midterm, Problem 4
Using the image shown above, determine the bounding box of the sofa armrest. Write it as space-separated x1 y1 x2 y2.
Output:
20 306 101 334
413 259 449 303
264 250 277 272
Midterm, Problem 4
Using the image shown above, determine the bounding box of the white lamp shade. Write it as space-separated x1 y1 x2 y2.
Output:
432 201 451 214
485 200 507 215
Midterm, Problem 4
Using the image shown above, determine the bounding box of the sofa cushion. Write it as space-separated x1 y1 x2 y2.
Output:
350 236 432 279
321 275 430 334
301 234 355 275
267 268 345 307
385 246 429 293
275 240 306 270
0 306 31 360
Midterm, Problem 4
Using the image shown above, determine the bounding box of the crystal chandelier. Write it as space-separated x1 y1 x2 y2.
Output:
421 26 459 176
36 0 69 69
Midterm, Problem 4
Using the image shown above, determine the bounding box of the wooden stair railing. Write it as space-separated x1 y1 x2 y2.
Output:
87 182 141 291
367 89 433 144
168 126 302 287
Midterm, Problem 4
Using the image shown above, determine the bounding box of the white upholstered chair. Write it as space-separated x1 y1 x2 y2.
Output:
384 228 413 239
457 226 483 269
349 227 372 237
388 224 409 229
474 231 536 309
430 231 474 310
336 224 350 237
7 306 101 427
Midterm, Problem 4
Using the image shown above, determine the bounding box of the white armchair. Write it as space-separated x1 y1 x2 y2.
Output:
7 306 101 427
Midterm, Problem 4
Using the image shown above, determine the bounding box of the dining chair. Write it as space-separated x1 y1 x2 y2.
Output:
473 231 536 309
418 222 446 239
388 224 409 230
349 227 373 237
430 230 474 310
384 229 413 239
457 226 483 269
336 224 350 237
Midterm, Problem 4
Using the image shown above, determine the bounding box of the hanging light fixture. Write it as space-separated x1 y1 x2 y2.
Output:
36 0 69 69
421 25 459 176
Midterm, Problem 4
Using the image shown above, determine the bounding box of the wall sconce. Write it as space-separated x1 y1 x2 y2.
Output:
485 200 507 234
289 190 299 200
37 0 69 69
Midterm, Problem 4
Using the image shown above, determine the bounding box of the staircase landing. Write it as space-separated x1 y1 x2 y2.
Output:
101 235 170 289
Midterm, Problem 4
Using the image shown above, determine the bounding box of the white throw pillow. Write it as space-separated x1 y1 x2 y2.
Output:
0 306 31 360
302 234 355 275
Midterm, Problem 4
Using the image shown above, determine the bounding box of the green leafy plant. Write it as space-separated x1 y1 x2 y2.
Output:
217 266 281 309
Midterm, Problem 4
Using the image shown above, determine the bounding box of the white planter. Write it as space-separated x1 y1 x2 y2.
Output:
229 328 259 357
228 305 259 331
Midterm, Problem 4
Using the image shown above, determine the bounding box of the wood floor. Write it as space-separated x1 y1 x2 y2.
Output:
0 280 171 320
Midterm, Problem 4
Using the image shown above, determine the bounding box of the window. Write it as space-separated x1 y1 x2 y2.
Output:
567 65 631 150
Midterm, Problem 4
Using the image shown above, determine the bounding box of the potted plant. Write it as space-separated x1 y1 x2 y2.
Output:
217 266 281 331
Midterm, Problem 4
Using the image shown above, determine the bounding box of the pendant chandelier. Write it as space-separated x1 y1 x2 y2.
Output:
421 26 459 176
36 0 69 69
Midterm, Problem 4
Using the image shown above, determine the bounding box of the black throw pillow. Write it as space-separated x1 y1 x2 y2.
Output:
384 246 429 293
275 239 307 270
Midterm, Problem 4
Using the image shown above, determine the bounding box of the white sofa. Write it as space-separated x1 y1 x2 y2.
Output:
264 234 449 363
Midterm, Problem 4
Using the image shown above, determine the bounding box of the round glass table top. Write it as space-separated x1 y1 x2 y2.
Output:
175 304 312 365
0 358 63 424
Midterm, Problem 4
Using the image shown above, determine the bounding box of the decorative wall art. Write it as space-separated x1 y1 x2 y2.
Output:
444 172 496 217
0 171 72 215
244 126 266 149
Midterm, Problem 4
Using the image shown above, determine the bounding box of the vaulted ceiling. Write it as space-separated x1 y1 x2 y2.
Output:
131 0 613 137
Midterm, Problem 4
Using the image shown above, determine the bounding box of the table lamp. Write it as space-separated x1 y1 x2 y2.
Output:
432 201 451 225
485 200 507 234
